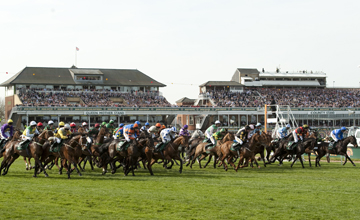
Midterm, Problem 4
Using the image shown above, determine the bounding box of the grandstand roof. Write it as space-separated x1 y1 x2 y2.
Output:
0 67 166 87
175 97 195 103
260 72 326 78
244 80 321 87
199 81 244 87
236 68 260 74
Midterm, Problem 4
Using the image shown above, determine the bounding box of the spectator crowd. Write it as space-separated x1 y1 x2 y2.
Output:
207 88 360 108
18 89 171 107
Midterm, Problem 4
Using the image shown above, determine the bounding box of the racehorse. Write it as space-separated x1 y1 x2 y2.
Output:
0 130 53 177
148 135 190 174
281 138 316 168
235 132 268 171
189 132 234 169
315 136 358 167
42 135 87 179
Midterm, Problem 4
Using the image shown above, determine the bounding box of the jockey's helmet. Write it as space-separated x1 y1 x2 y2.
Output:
156 123 161 128
37 122 43 127
30 121 37 126
64 124 70 130
171 127 177 133
341 127 347 131
94 123 100 128
48 120 54 125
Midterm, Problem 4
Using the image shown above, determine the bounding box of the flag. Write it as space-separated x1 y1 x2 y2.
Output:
6 72 8 74
76 47 79 51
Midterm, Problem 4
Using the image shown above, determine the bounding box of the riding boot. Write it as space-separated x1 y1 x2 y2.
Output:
50 142 56 152
160 150 166 160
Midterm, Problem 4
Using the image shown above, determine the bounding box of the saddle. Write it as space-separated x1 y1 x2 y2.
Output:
230 141 242 151
116 140 129 152
286 141 297 151
328 141 338 150
17 141 30 151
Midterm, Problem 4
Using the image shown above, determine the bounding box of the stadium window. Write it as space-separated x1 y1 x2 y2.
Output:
189 116 194 125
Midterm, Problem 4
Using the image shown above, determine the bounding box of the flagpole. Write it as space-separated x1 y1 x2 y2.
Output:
75 48 77 66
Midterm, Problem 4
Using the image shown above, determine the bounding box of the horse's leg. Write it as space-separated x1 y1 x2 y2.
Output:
260 150 266 167
72 161 82 176
203 155 212 168
344 154 355 166
66 160 71 179
220 154 228 171
290 156 299 168
23 157 29 170
78 156 85 171
213 155 218 169
179 158 183 174
308 153 312 167
28 157 33 170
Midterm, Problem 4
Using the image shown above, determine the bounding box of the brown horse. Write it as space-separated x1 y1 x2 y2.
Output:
189 132 234 169
42 135 87 179
315 136 358 167
148 135 190 174
0 130 53 177
235 132 268 171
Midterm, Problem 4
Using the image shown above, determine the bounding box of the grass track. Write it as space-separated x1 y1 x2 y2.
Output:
0 159 359 219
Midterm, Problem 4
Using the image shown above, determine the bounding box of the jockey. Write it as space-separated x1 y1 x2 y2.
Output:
88 123 100 138
37 122 44 132
292 124 309 143
236 124 254 139
156 127 177 158
51 124 72 151
140 122 150 133
205 120 221 147
124 123 139 142
44 120 54 131
114 123 125 139
106 120 116 134
1 119 14 139
253 123 262 135
206 128 226 149
101 122 106 126
234 125 251 146
20 121 40 147
81 122 89 133
70 122 77 133
148 123 162 138
179 125 190 137
113 123 124 136
330 127 347 143
55 121 65 134
277 124 291 140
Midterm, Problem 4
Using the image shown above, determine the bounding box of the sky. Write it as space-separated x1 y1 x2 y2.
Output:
1 0 360 104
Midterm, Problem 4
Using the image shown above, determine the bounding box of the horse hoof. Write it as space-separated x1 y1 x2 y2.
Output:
59 172 62 175
258 166 261 169
33 175 37 178
45 174 49 177
78 173 82 176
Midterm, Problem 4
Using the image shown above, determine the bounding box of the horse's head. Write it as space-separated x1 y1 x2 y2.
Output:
223 132 235 142
174 135 190 148
69 135 87 150
348 135 358 148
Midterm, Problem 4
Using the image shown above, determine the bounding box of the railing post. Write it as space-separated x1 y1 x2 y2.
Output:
264 104 267 133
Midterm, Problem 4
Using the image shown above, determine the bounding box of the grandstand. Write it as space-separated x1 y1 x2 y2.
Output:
176 67 360 131
1 66 171 128
2 66 360 132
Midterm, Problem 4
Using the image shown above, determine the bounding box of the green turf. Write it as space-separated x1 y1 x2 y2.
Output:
0 159 359 220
